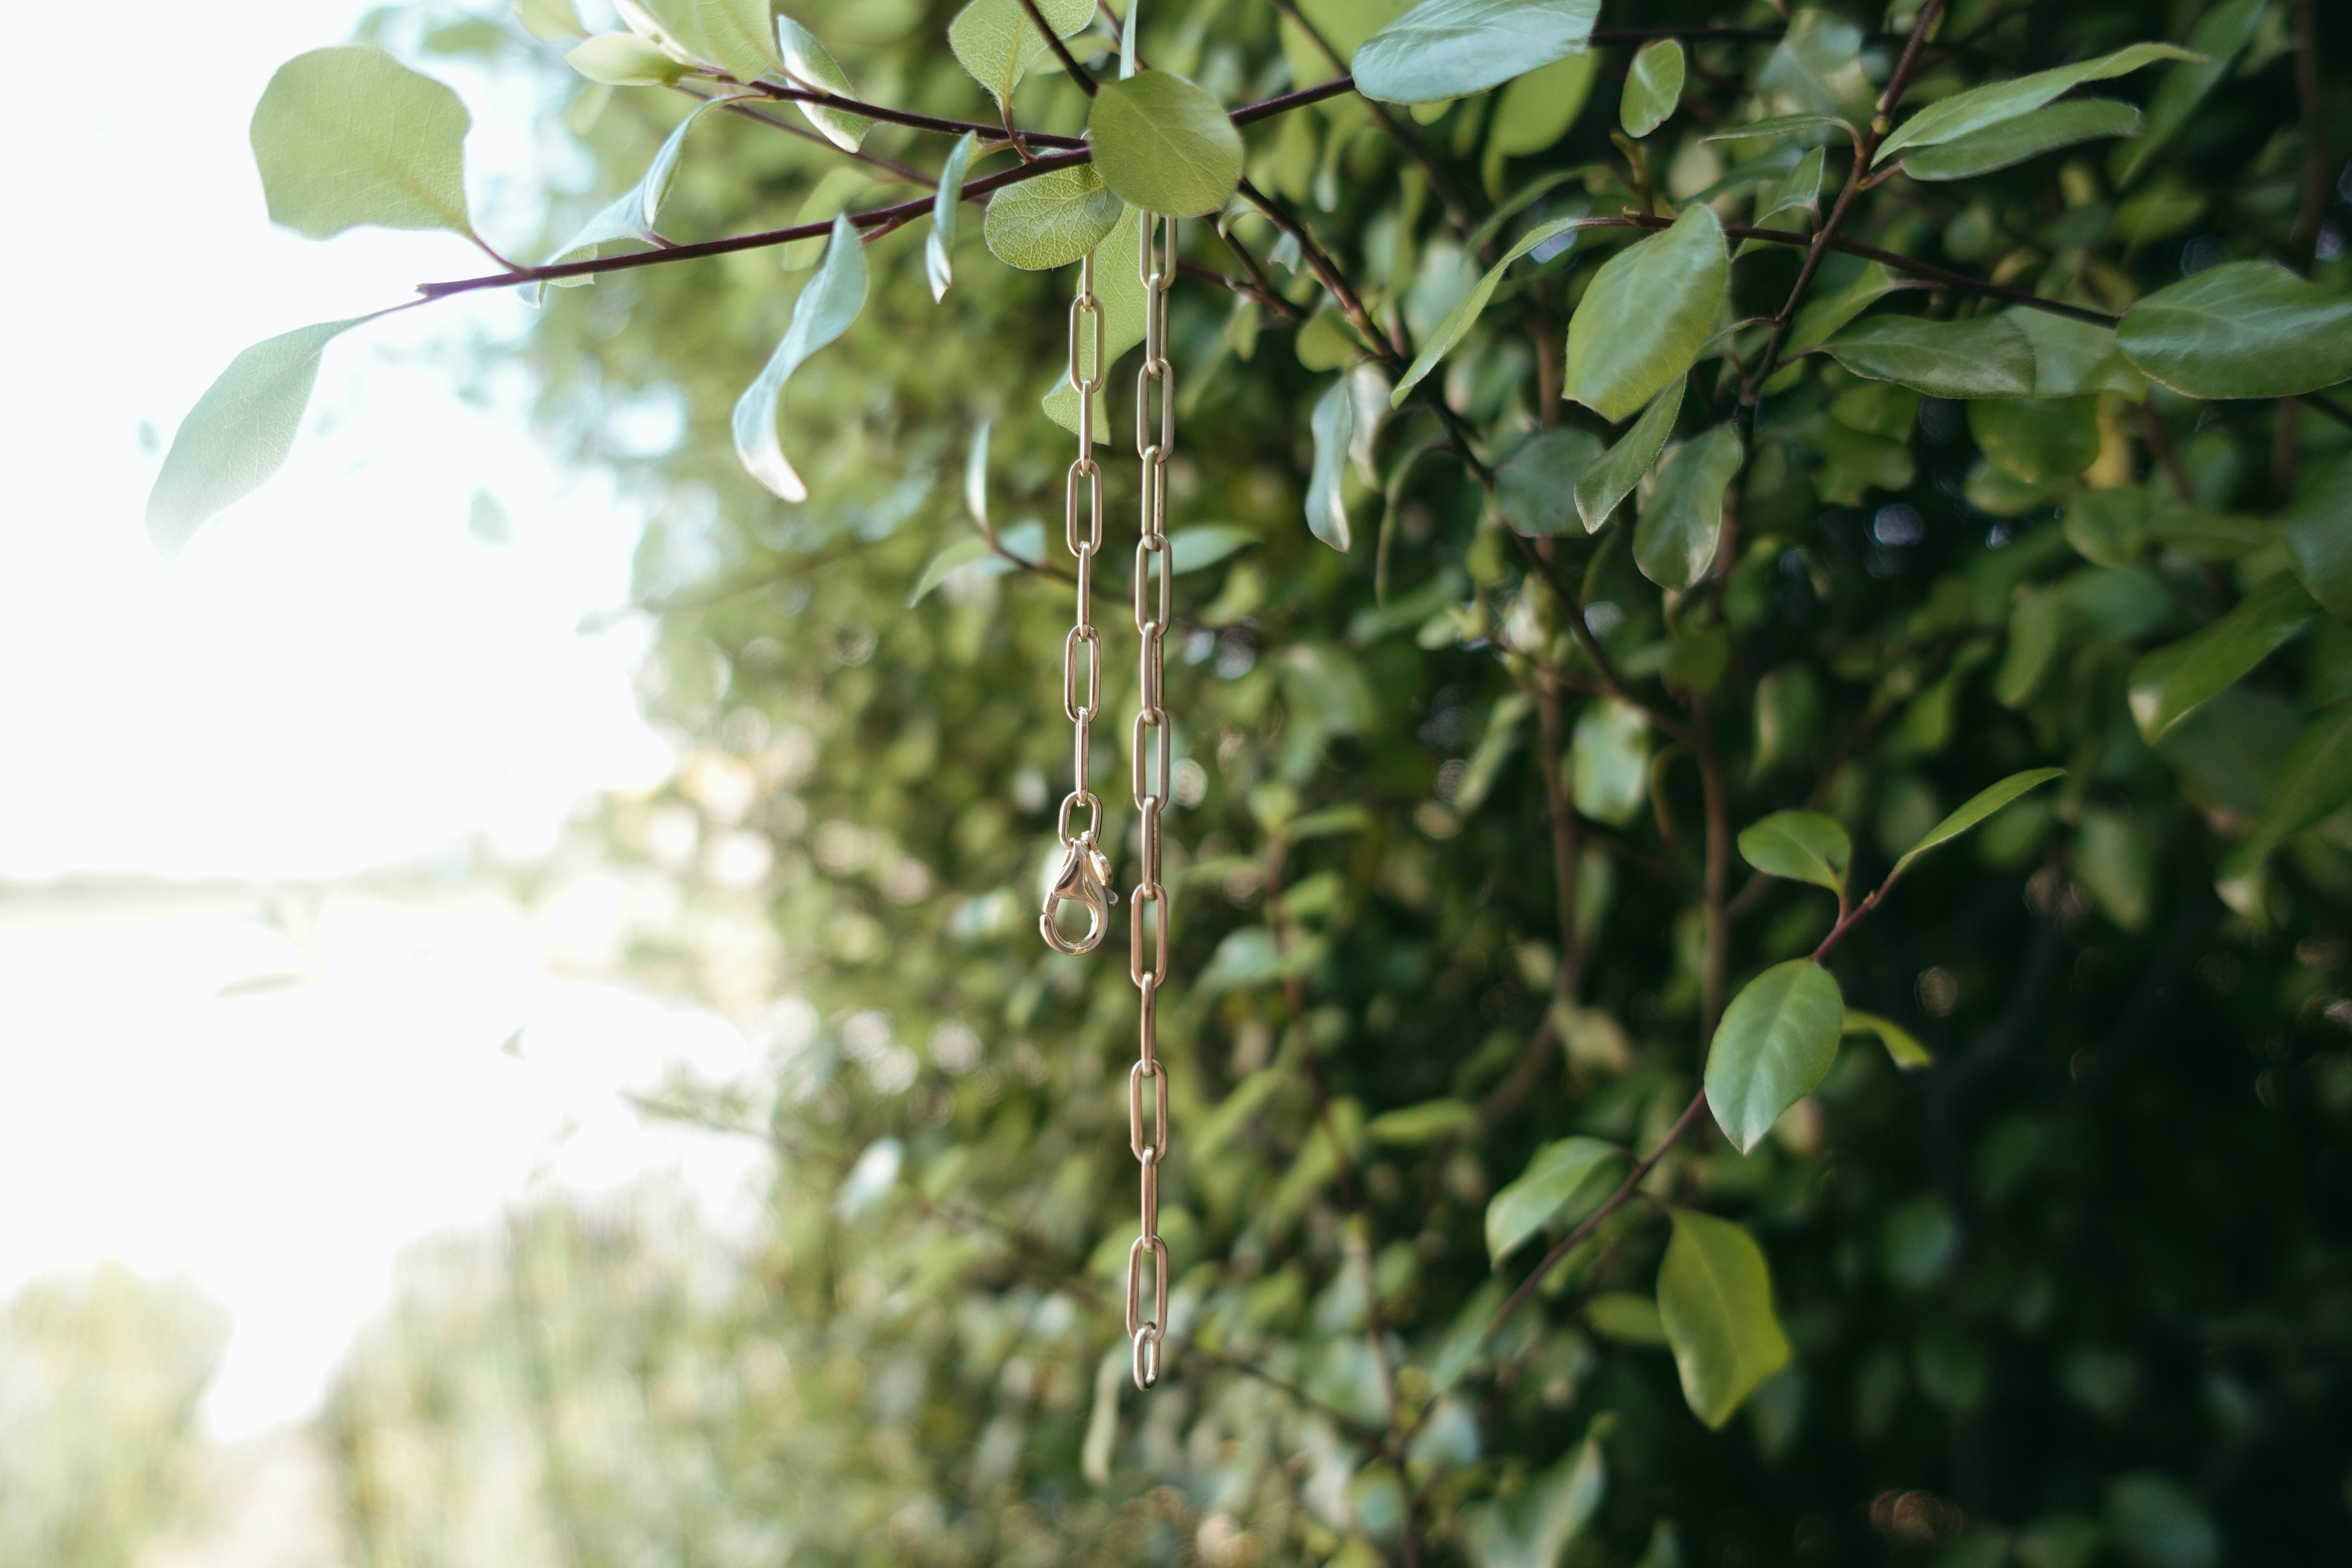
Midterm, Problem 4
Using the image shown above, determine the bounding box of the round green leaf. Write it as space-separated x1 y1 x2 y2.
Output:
1657 1209 1793 1428
1563 203 1728 422
982 164 1123 271
948 0 1093 107
1738 810 1851 894
1969 396 2101 484
1705 958 1844 1155
250 48 477 241
1498 427 1604 535
1619 39 1686 138
1484 1137 1623 1263
1633 424 1743 590
1088 71 1244 218
1353 0 1601 104
566 33 688 85
2117 262 2352 401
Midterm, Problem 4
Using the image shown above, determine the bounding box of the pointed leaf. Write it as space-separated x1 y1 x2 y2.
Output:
1738 811 1851 894
146 318 368 557
2007 307 2147 398
2285 457 2352 617
1890 767 2065 882
1657 1210 1793 1428
1757 145 1824 224
927 131 976 302
537 94 740 291
2112 0 2268 186
910 533 1013 604
1634 425 1743 590
1307 374 1357 550
1564 203 1728 421
1784 262 1900 357
774 15 871 151
1619 39 1685 138
984 162 1123 270
2226 704 2352 872
1461 1428 1607 1568
1705 959 1844 1155
1575 379 1684 530
2117 262 2352 401
1485 1137 1623 1264
250 48 476 240
731 213 869 502
1823 313 2038 400
566 32 690 85
1353 0 1601 104
2128 574 2316 742
1844 1010 1933 1070
694 0 783 83
1498 426 1605 535
1875 42 2199 164
1705 112 1856 146
1089 70 1243 217
1393 215 1600 402
948 0 1092 107
1044 206 1147 437
1901 98 2141 181
1169 524 1257 573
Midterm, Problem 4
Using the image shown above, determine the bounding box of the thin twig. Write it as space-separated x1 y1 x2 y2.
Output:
2286 0 2330 272
1015 0 1099 94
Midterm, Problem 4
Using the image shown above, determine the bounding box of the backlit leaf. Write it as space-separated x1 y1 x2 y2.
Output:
566 32 689 85
693 0 783 84
775 15 872 151
1485 1137 1622 1264
1619 39 1685 139
537 94 742 292
1564 204 1728 422
984 162 1122 271
1738 810 1850 894
731 213 868 502
1089 71 1244 217
1306 374 1356 550
2117 262 2352 401
1634 425 1742 590
927 132 975 302
1353 0 1601 104
250 48 477 241
1705 959 1844 1155
1657 1210 1793 1427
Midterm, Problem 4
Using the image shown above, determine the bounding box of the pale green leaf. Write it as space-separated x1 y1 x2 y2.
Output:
1844 1010 1933 1070
1969 396 2100 484
566 32 689 85
612 0 706 63
1619 39 1685 139
537 94 740 292
1575 380 1684 532
1394 214 1601 404
146 318 369 558
1890 767 2066 881
693 0 782 83
1044 206 1146 437
1738 810 1851 894
1089 70 1243 217
964 418 990 525
775 15 872 151
1498 427 1604 535
1657 1210 1793 1428
2117 262 2352 401
947 0 1092 107
1485 1137 1623 1264
1353 0 1601 104
1875 42 2199 164
2285 457 2352 617
1168 524 1256 573
1902 99 2141 181
1461 1428 1607 1568
909 533 1014 605
516 0 586 45
1705 959 1844 1155
2127 574 2316 742
1634 424 1743 590
1365 1098 1477 1145
781 166 870 270
1563 203 1728 421
250 48 477 240
1307 374 1357 550
1755 9 1873 125
731 213 868 502
1489 53 1597 159
984 162 1122 271
1584 1292 1668 1345
927 132 976 302
1572 698 1649 826
1704 112 1856 146
1822 313 2038 400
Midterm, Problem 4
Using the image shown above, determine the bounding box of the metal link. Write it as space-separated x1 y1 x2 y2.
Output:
1133 709 1170 812
1129 1058 1167 1162
1125 1235 1169 1338
1057 789 1101 845
1065 462 1103 555
1044 251 1110 957
1061 624 1101 725
1129 878 1168 987
1133 534 1170 635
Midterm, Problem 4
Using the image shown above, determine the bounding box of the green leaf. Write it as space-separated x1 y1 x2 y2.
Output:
1634 425 1743 590
2066 487 2150 567
909 533 1016 605
1168 524 1256 573
1875 42 2198 164
249 48 477 241
566 33 690 85
1994 586 2066 706
2285 457 2352 616
984 162 1123 270
1485 1137 1622 1264
537 94 739 290
1704 112 1856 146
731 212 868 502
2226 704 2352 872
1705 959 1844 1155
1757 146 1825 225
146 318 369 558
1656 1210 1793 1428
693 0 783 83
1044 207 1146 438
2117 262 2352 401
1789 413 1915 492
774 15 872 152
1844 1010 1933 1070
516 0 587 44
1901 99 2141 181
1571 698 1649 826
2128 574 2317 742
1755 9 1873 125
1784 262 1901 357
947 0 1092 107
1488 53 1598 160
1619 39 1685 138
1890 767 2065 882
1461 1426 1607 1568
2006 308 2147 398
1575 379 1684 531
1088 70 1244 217
1584 1292 1669 1345
1822 314 2038 400
2112 0 2268 186
1307 374 1357 550
1969 396 2101 484
1564 204 1730 422
1365 1098 1477 1145
927 132 976 303
1738 810 1851 894
1352 0 1601 104
1392 215 1599 404
611 0 705 63
1498 427 1605 535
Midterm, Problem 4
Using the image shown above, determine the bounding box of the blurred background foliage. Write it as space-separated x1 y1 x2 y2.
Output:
28 0 2352 1564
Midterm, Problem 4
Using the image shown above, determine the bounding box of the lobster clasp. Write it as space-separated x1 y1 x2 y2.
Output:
1041 833 1117 954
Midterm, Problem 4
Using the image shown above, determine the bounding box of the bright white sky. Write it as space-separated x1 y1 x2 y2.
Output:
0 1 766 1440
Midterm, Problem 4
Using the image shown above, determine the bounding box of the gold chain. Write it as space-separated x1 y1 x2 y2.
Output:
1040 253 1112 956
1125 212 1175 1390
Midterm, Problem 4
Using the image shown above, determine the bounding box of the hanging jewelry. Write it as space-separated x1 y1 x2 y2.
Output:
1125 211 1175 1389
1041 251 1113 956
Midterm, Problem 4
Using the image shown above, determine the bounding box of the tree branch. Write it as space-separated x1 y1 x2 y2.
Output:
2287 0 2331 271
1014 0 1098 95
